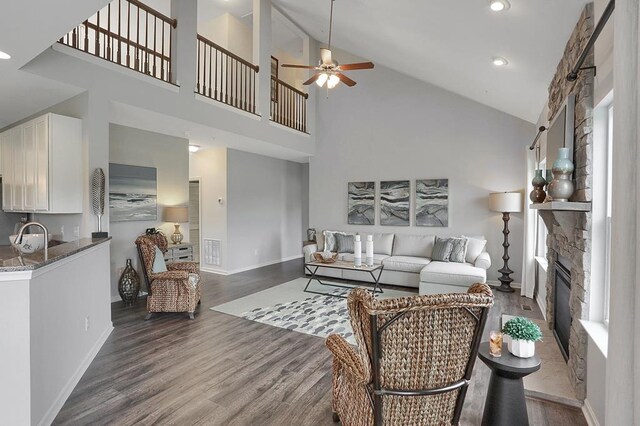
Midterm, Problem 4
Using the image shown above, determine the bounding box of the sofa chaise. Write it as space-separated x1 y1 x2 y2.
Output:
302 231 491 295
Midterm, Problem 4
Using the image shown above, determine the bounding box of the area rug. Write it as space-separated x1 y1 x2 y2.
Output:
211 278 415 345
502 314 579 406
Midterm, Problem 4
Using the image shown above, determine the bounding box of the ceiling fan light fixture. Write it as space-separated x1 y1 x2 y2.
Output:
489 0 510 12
316 73 329 87
327 74 340 89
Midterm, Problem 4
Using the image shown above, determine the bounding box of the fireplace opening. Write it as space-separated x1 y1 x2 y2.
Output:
554 255 572 361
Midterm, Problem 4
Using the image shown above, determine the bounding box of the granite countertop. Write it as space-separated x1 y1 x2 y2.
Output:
0 238 111 272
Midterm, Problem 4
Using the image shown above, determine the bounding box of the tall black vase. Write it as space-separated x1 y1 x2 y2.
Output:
118 259 140 306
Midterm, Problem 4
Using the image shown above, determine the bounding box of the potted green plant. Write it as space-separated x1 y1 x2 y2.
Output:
502 317 543 358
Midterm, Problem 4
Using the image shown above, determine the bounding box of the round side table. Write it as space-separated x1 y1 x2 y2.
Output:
477 341 541 426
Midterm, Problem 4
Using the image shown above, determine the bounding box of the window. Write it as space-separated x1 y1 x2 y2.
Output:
603 105 614 324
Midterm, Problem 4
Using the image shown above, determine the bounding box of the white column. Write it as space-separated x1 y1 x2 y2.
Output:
171 0 198 91
253 0 272 118
605 0 640 423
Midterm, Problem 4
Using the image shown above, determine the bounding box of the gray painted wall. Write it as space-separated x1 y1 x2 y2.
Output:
310 62 534 282
109 124 189 300
226 149 305 273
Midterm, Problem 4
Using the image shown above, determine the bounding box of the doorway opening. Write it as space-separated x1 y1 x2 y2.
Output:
189 180 201 263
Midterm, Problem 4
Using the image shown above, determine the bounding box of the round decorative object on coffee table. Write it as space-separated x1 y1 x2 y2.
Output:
478 341 541 426
118 258 141 306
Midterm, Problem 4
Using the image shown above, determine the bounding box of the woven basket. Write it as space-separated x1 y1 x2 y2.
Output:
313 252 338 263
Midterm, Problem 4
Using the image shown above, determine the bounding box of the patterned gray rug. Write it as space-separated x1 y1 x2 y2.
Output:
242 288 356 344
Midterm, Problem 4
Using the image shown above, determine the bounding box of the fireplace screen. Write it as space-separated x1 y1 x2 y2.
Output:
554 256 572 361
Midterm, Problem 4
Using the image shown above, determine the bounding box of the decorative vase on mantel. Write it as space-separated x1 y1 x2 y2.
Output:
548 147 575 202
529 169 547 203
118 259 141 306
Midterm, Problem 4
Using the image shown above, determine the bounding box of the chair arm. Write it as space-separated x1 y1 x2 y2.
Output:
326 334 368 384
474 251 491 270
167 262 199 274
150 270 189 281
303 243 318 262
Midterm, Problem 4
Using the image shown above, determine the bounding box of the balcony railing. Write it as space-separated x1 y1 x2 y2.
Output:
270 77 308 133
58 0 176 83
196 35 259 115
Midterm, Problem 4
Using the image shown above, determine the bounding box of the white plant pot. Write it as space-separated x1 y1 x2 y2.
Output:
507 338 536 358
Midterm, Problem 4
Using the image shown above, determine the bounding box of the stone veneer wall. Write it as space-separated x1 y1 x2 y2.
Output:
540 4 594 401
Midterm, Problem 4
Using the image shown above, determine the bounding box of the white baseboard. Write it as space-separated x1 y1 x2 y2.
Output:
200 266 229 275
582 398 600 426
225 254 303 275
110 291 148 304
38 324 113 426
537 293 547 320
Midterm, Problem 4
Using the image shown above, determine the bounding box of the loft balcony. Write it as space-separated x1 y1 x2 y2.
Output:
57 0 310 135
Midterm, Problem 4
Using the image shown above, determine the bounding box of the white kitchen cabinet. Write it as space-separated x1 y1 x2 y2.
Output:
1 113 82 213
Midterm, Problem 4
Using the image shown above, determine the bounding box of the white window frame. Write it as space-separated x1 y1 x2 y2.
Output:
603 104 614 325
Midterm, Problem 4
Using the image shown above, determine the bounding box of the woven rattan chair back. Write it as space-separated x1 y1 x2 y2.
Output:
347 284 493 425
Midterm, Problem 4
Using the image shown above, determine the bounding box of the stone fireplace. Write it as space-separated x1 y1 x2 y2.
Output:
537 4 594 401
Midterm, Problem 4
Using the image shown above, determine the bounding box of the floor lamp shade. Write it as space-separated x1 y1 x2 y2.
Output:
489 192 523 213
164 206 188 244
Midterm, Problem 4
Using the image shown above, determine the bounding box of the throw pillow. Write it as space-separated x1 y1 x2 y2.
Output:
463 236 487 263
323 231 337 252
335 233 355 253
449 237 469 263
432 237 454 262
152 246 167 273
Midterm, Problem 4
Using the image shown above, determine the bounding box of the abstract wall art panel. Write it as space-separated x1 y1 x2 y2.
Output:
109 163 158 222
415 179 449 227
347 182 375 225
380 180 410 226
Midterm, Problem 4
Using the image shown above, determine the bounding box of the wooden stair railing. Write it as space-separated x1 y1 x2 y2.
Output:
58 0 176 83
195 34 259 115
270 76 309 133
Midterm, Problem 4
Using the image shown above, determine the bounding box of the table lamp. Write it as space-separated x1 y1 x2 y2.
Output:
164 206 188 244
489 192 523 292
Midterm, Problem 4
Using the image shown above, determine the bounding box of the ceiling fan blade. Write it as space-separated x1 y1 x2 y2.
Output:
303 73 322 85
336 73 356 87
337 62 374 71
320 48 333 65
281 64 317 69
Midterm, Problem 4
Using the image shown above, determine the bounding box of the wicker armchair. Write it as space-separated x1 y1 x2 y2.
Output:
135 233 201 320
326 283 494 426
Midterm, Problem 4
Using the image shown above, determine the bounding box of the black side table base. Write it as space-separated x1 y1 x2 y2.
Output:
481 372 529 426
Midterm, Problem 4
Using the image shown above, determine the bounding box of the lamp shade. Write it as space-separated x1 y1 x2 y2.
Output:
489 192 522 213
164 206 188 223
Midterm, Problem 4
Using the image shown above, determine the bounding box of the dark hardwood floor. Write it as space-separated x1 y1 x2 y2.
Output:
54 259 587 425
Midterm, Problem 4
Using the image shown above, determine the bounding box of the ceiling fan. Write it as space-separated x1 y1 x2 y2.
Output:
280 0 374 89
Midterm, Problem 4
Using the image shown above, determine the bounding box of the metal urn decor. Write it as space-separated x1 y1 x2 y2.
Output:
118 259 141 306
91 168 108 238
529 170 546 203
548 147 575 202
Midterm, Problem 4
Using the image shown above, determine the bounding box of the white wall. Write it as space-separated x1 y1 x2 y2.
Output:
226 148 305 272
109 124 189 300
310 61 533 282
189 147 228 272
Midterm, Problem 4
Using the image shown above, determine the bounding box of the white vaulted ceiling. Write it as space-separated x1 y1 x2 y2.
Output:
272 0 591 123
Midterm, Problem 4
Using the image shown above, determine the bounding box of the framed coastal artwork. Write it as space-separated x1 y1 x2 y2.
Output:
347 182 375 225
415 179 449 227
379 180 410 226
109 163 158 222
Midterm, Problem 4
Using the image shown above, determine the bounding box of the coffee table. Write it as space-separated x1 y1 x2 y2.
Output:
304 260 384 298
477 341 541 426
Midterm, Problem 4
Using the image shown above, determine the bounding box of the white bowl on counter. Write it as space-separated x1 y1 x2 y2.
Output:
9 234 52 254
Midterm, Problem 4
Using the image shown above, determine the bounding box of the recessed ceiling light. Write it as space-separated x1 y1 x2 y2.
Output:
0 51 11 60
492 57 509 67
188 144 200 153
489 0 510 12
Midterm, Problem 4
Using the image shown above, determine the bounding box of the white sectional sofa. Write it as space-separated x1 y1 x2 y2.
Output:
302 231 491 295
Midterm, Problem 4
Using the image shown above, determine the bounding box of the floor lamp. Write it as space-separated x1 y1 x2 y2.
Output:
489 192 523 293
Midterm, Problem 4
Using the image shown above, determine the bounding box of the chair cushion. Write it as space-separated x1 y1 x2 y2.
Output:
420 261 487 286
188 273 200 288
152 246 167 273
463 235 487 263
392 234 435 257
340 253 389 264
432 237 454 262
382 256 431 273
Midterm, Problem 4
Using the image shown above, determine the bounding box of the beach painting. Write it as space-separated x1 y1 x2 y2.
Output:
380 180 410 226
348 182 375 225
416 179 449 227
109 163 157 222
